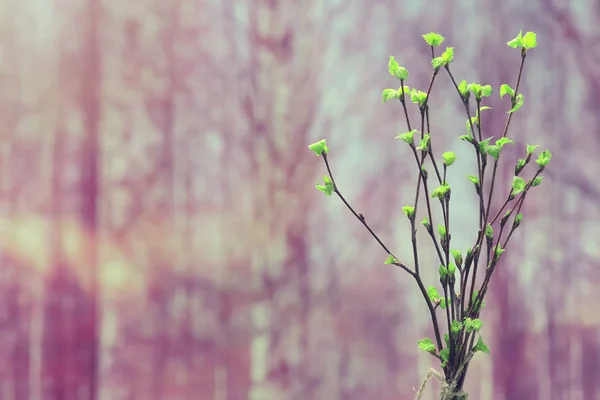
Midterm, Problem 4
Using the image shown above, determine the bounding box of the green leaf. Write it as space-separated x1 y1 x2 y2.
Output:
421 216 430 228
494 245 505 259
388 56 408 80
485 144 501 159
522 31 537 49
402 205 415 218
417 134 431 151
441 47 454 63
485 224 493 240
418 337 437 354
410 89 428 107
308 139 329 156
315 175 334 196
508 93 524 113
496 137 514 148
438 264 449 279
514 213 523 226
451 320 463 334
536 149 552 167
512 176 526 195
515 158 527 175
438 225 447 238
526 144 539 155
398 85 411 96
427 286 441 303
481 85 493 97
444 333 450 347
448 262 456 275
473 335 490 354
395 129 418 144
507 30 523 49
431 184 451 199
440 298 447 309
440 348 450 367
422 32 445 47
432 56 446 69
442 152 457 166
471 290 485 312
479 137 493 154
471 319 483 332
531 176 543 187
384 254 398 265
459 134 474 143
382 88 400 103
499 84 515 99
450 250 463 266
467 175 480 185
476 106 492 120
458 80 470 97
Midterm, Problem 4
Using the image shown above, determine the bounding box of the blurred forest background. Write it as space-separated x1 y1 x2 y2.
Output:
0 0 599 399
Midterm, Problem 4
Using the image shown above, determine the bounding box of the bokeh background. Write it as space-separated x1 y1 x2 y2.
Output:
0 0 599 399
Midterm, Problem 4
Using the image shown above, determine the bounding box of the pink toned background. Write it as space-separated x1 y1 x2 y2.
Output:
0 0 599 399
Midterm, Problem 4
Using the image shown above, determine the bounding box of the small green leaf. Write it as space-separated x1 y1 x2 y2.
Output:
442 152 457 166
485 224 493 240
479 137 493 154
417 134 431 151
308 139 329 156
432 56 446 69
508 93 524 113
438 264 449 279
316 175 334 196
451 320 463 334
531 176 543 187
512 176 526 195
441 47 454 63
438 225 447 238
499 84 515 99
526 144 539 155
440 348 450 367
467 175 479 185
422 32 445 47
402 205 415 218
398 85 411 96
421 216 430 228
388 56 408 80
458 80 470 97
427 286 441 303
507 30 523 49
515 159 527 175
382 88 400 103
395 129 418 144
494 245 505 259
444 333 450 347
496 137 514 148
410 89 428 107
481 85 493 97
431 184 451 199
473 335 490 354
418 337 437 354
448 262 456 275
536 149 552 167
522 31 537 49
450 250 463 266
472 319 483 332
384 254 398 265
485 144 501 159
514 213 523 226
459 134 474 143
440 297 447 309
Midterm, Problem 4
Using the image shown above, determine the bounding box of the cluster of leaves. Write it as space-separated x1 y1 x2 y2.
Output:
308 30 550 393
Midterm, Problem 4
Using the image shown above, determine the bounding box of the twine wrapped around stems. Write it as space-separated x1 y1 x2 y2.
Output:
414 368 468 400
